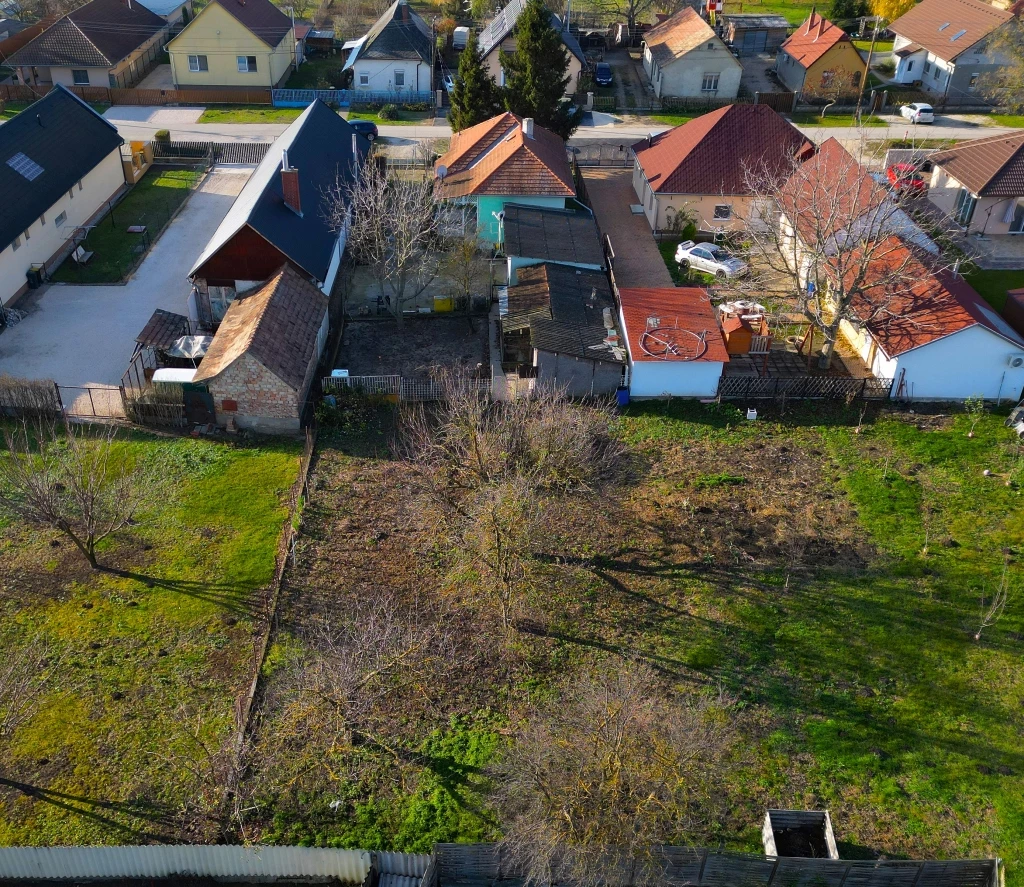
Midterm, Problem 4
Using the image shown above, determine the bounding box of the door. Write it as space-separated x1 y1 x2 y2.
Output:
183 383 215 425
954 187 976 227
742 30 757 55
1010 201 1024 234
753 30 767 53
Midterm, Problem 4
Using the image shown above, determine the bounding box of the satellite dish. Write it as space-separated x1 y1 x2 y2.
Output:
436 164 448 179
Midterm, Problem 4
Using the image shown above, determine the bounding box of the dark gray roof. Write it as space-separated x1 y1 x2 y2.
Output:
479 0 586 65
357 0 431 63
505 263 623 364
7 0 166 67
207 0 292 48
721 13 789 28
136 309 191 350
504 204 604 268
0 18 30 37
0 85 123 253
191 99 369 283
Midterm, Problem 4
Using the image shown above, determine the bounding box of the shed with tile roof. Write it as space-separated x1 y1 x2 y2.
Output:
630 103 813 235
776 11 866 96
640 6 741 99
194 265 329 432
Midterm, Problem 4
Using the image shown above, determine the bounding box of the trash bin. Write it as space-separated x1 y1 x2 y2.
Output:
616 386 630 407
26 265 44 289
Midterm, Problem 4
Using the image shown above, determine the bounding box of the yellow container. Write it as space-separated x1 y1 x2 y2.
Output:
433 296 453 313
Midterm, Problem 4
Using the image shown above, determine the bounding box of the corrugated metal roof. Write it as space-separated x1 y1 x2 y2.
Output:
504 204 604 267
478 0 585 65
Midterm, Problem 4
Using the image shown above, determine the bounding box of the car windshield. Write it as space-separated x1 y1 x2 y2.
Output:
708 246 732 260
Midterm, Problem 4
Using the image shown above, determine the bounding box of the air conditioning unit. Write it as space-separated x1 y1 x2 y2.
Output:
1008 354 1024 368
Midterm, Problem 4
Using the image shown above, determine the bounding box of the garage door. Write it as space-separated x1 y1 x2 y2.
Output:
742 30 758 54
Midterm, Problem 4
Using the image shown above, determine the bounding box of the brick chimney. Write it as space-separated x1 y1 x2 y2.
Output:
522 117 534 138
281 149 302 216
805 7 816 34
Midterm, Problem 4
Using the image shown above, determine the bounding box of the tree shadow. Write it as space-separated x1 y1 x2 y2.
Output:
100 567 258 615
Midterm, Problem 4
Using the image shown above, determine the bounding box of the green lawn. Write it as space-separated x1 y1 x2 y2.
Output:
790 111 888 127
198 104 303 123
657 237 716 285
854 39 895 53
2 100 109 121
50 167 200 284
0 432 300 844
647 112 698 127
284 56 346 90
720 0 815 26
986 114 1024 128
964 268 1024 312
348 109 435 126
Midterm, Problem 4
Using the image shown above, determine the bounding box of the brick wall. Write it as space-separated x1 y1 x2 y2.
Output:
205 353 302 430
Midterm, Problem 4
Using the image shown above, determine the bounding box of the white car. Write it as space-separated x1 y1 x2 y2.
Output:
674 241 748 279
900 102 935 124
443 72 455 93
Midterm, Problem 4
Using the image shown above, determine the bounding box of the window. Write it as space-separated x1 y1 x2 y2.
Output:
359 71 369 86
906 60 914 71
72 69 89 85
954 187 976 226
933 65 940 79
707 41 714 49
11 235 20 251
237 55 257 72
188 54 208 72
713 204 732 220
68 188 74 199
969 72 979 89
923 61 931 73
701 72 720 92
394 70 405 87
54 211 67 228
109 73 117 87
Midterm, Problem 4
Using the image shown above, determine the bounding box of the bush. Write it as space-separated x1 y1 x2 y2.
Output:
378 103 398 121
154 129 170 142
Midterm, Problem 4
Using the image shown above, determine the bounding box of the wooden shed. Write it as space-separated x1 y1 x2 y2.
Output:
721 14 789 55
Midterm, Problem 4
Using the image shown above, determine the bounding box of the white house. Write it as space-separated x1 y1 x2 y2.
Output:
841 237 1024 401
343 0 433 94
0 86 125 309
136 0 193 25
641 6 741 100
618 287 729 398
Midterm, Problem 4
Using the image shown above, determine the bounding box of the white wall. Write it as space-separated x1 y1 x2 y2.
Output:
507 255 602 284
0 148 125 306
349 58 430 92
629 360 725 397
648 41 741 99
321 210 351 295
892 325 1024 401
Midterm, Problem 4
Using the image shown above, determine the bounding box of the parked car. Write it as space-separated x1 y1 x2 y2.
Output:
443 71 455 93
900 102 934 124
350 119 378 142
886 163 927 194
594 61 613 86
674 241 748 279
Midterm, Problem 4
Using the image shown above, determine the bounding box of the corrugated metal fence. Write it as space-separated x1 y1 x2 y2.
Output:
273 89 434 108
154 141 272 166
0 846 372 882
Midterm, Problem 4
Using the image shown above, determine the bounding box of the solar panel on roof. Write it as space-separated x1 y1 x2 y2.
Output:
7 151 44 181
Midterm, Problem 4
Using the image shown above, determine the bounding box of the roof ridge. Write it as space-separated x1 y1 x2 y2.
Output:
65 15 111 64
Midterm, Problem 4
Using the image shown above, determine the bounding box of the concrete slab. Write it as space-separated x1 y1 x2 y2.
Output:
136 64 174 89
103 105 205 126
0 168 250 388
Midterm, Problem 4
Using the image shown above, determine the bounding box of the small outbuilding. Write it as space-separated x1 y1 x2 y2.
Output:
618 287 729 398
194 265 329 433
503 204 605 284
720 14 789 56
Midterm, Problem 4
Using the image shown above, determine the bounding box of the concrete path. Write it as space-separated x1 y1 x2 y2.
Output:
584 168 674 289
0 168 250 389
104 105 206 128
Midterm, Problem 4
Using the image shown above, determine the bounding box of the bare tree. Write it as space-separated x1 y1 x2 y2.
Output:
493 662 736 887
735 138 963 370
322 160 442 326
0 633 60 748
440 235 487 310
0 420 144 569
976 555 1013 641
978 18 1024 114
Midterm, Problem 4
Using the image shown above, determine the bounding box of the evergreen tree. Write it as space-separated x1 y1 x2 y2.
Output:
450 37 502 132
499 0 583 140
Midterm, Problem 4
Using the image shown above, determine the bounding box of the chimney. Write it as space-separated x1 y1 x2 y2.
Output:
522 117 534 138
806 7 816 33
816 17 826 38
281 150 302 216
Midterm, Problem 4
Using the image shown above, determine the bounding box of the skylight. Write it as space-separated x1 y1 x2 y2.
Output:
938 22 950 30
951 28 967 40
7 152 44 181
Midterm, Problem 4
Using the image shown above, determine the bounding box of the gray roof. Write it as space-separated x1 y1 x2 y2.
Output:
0 85 122 253
505 263 623 364
0 18 30 37
7 0 166 67
478 0 586 65
721 13 789 28
136 309 191 350
350 0 431 64
504 204 604 269
190 99 369 284
134 0 187 16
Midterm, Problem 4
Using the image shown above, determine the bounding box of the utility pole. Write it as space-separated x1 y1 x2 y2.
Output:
853 14 879 124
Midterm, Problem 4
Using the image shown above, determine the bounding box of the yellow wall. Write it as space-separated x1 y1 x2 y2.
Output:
805 41 867 93
168 2 294 88
483 36 582 93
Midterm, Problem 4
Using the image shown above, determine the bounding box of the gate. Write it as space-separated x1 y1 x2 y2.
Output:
756 91 796 114
57 385 125 418
183 384 215 425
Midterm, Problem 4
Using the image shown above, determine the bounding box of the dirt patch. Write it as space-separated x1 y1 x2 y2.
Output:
338 315 490 378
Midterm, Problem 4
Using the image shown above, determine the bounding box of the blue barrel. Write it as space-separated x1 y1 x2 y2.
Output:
616 386 630 407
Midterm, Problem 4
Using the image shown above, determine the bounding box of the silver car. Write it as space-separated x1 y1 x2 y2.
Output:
674 241 748 279
900 102 935 124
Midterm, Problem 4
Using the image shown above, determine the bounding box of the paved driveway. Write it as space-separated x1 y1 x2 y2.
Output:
0 168 250 389
583 168 674 289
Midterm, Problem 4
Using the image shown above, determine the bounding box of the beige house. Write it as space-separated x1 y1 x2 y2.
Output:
630 104 812 234
776 12 866 97
168 0 296 89
641 7 741 100
477 0 585 93
8 0 168 88
926 132 1024 236
0 87 126 308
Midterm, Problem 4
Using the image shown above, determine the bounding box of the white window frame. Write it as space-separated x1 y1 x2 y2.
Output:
188 54 208 72
71 69 89 85
393 69 405 88
701 72 720 92
968 72 979 90
358 71 369 86
237 55 257 73
54 211 67 228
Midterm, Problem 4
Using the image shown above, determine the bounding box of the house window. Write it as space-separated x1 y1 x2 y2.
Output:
906 60 914 71
924 61 930 73
707 41 714 49
933 65 940 79
11 235 20 251
701 72 720 92
23 227 30 240
954 186 976 226
54 211 67 228
109 73 117 87
394 70 405 87
72 69 89 85
68 188 74 199
969 72 979 89
358 71 369 86
237 55 257 72
188 54 208 72
713 204 732 220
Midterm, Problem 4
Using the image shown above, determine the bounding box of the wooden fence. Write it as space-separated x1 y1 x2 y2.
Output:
0 84 273 106
717 375 893 401
322 374 491 402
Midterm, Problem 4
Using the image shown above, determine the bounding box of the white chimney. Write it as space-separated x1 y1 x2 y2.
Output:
352 132 357 157
281 149 290 171
522 117 534 138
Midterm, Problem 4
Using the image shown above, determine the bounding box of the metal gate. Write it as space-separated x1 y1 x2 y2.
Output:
183 384 215 425
57 385 125 418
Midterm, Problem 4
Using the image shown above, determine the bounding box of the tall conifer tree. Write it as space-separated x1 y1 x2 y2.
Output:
450 37 502 132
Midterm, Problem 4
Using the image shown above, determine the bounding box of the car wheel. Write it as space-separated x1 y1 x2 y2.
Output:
679 259 690 271
366 132 375 141
715 269 726 280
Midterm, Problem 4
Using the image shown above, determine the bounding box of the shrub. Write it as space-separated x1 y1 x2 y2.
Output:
154 129 170 142
378 103 398 120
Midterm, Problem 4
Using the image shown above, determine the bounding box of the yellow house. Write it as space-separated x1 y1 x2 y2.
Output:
776 12 866 97
168 0 296 89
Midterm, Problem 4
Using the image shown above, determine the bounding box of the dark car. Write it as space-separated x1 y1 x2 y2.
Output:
350 119 378 142
594 62 613 86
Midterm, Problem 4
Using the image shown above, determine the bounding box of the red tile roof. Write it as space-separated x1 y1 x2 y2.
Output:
929 131 1024 197
632 104 814 196
780 11 853 69
435 112 575 199
644 7 719 67
888 0 1011 61
618 287 730 363
843 236 1024 358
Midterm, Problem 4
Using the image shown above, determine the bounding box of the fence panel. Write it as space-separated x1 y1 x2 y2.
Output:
57 386 125 419
273 88 433 108
755 91 796 113
322 374 490 401
571 143 633 167
153 141 271 165
0 376 62 417
717 376 893 401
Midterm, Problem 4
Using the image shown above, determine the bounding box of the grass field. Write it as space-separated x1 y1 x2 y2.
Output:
790 111 888 127
965 268 1024 312
199 105 303 123
241 401 1024 875
50 168 200 284
0 432 300 844
647 112 698 127
986 114 1024 128
348 109 436 126
284 57 346 90
721 0 816 26
1 101 109 121
854 39 895 53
